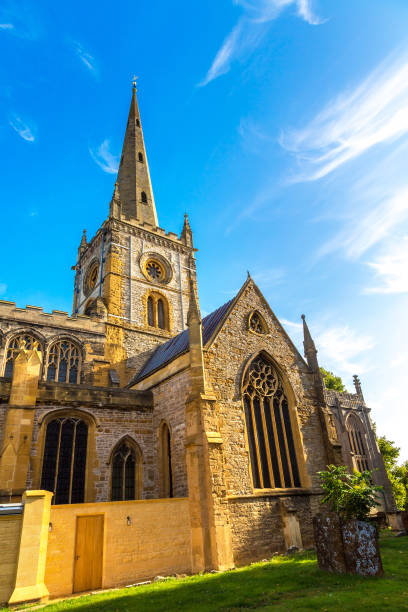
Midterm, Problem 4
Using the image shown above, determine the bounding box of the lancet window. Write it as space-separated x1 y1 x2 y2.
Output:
138 152 144 162
347 415 370 472
159 423 173 498
141 191 147 203
111 441 142 501
145 293 169 331
242 354 301 489
41 417 88 504
46 340 81 384
3 334 41 378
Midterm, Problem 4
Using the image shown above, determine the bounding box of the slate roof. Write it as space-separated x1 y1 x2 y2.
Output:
128 298 234 387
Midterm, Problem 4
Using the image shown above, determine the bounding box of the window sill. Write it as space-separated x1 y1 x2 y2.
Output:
226 487 321 501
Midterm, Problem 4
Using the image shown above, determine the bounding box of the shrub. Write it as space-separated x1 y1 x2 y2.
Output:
318 465 383 521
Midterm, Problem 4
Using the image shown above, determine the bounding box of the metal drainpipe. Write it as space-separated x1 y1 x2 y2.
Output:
99 231 107 296
178 252 185 330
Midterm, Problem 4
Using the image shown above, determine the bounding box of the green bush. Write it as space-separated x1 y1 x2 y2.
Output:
318 465 383 521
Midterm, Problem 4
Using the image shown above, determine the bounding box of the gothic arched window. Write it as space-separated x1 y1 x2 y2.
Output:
157 299 165 329
242 354 301 489
3 334 41 378
141 191 147 203
145 293 169 331
46 340 81 384
41 417 88 504
111 440 142 501
138 152 144 163
159 422 173 498
147 296 154 326
136 119 140 127
347 415 370 472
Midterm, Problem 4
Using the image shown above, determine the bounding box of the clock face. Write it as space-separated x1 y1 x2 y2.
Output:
84 261 99 296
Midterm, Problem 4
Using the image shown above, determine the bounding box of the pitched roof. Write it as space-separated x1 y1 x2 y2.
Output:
127 298 234 387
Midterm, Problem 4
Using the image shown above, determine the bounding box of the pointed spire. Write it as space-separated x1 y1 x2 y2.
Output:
79 229 87 256
301 314 319 373
353 374 364 399
187 279 201 326
181 213 194 247
115 83 158 226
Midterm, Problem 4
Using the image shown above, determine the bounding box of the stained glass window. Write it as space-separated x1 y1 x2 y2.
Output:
46 340 81 384
41 417 88 504
347 416 370 472
243 355 301 489
3 334 41 378
111 442 139 501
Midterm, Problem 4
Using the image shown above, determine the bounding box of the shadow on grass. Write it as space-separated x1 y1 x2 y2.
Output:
31 533 408 612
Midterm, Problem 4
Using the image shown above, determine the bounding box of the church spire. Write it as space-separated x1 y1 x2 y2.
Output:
301 314 319 373
115 81 158 227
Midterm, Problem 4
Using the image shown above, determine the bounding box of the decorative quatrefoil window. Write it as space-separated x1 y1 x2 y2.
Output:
248 310 268 335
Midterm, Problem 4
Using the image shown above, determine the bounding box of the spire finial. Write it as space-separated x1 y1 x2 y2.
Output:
353 374 364 399
132 75 138 90
302 313 319 373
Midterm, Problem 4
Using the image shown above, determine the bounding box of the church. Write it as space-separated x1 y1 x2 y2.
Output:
0 83 400 594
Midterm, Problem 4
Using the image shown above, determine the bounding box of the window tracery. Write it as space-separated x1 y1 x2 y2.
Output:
243 354 301 489
3 334 41 378
46 340 81 384
248 311 267 334
41 417 88 504
347 415 370 472
111 440 142 501
146 260 164 281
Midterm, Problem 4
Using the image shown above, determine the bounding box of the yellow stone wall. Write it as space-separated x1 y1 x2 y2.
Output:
0 515 22 604
45 498 191 598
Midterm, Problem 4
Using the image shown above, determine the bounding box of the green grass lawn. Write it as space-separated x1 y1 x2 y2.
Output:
10 532 408 611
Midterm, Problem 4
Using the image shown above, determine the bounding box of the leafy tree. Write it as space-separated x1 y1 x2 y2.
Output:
377 436 408 511
320 367 347 393
318 464 383 521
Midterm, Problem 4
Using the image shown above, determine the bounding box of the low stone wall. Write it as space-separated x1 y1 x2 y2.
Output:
227 493 315 565
45 497 191 598
0 514 22 604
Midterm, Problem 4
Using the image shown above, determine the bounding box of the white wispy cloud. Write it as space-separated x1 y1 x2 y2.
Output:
319 185 408 260
0 22 13 30
0 283 7 296
316 326 374 375
281 316 374 376
364 236 408 294
9 115 35 142
280 52 408 181
89 140 119 174
72 40 97 75
253 267 285 287
199 0 323 86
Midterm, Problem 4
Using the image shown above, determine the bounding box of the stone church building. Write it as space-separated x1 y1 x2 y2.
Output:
0 84 400 576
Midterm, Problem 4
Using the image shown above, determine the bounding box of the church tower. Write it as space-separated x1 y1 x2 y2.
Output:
72 82 197 386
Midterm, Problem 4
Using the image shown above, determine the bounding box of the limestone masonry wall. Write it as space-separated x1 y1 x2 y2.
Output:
152 368 191 498
204 282 329 560
45 498 191 598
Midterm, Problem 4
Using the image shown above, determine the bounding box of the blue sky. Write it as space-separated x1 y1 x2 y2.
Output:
1 0 408 460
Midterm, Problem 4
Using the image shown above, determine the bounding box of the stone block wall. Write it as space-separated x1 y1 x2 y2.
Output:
152 368 191 498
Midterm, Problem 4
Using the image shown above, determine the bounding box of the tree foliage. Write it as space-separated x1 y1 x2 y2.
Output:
320 367 346 393
377 436 408 511
318 465 383 521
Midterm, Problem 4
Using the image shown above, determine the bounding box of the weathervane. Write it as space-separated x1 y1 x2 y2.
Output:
132 75 139 89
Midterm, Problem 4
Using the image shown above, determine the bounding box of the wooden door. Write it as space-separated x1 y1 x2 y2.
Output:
73 515 104 593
